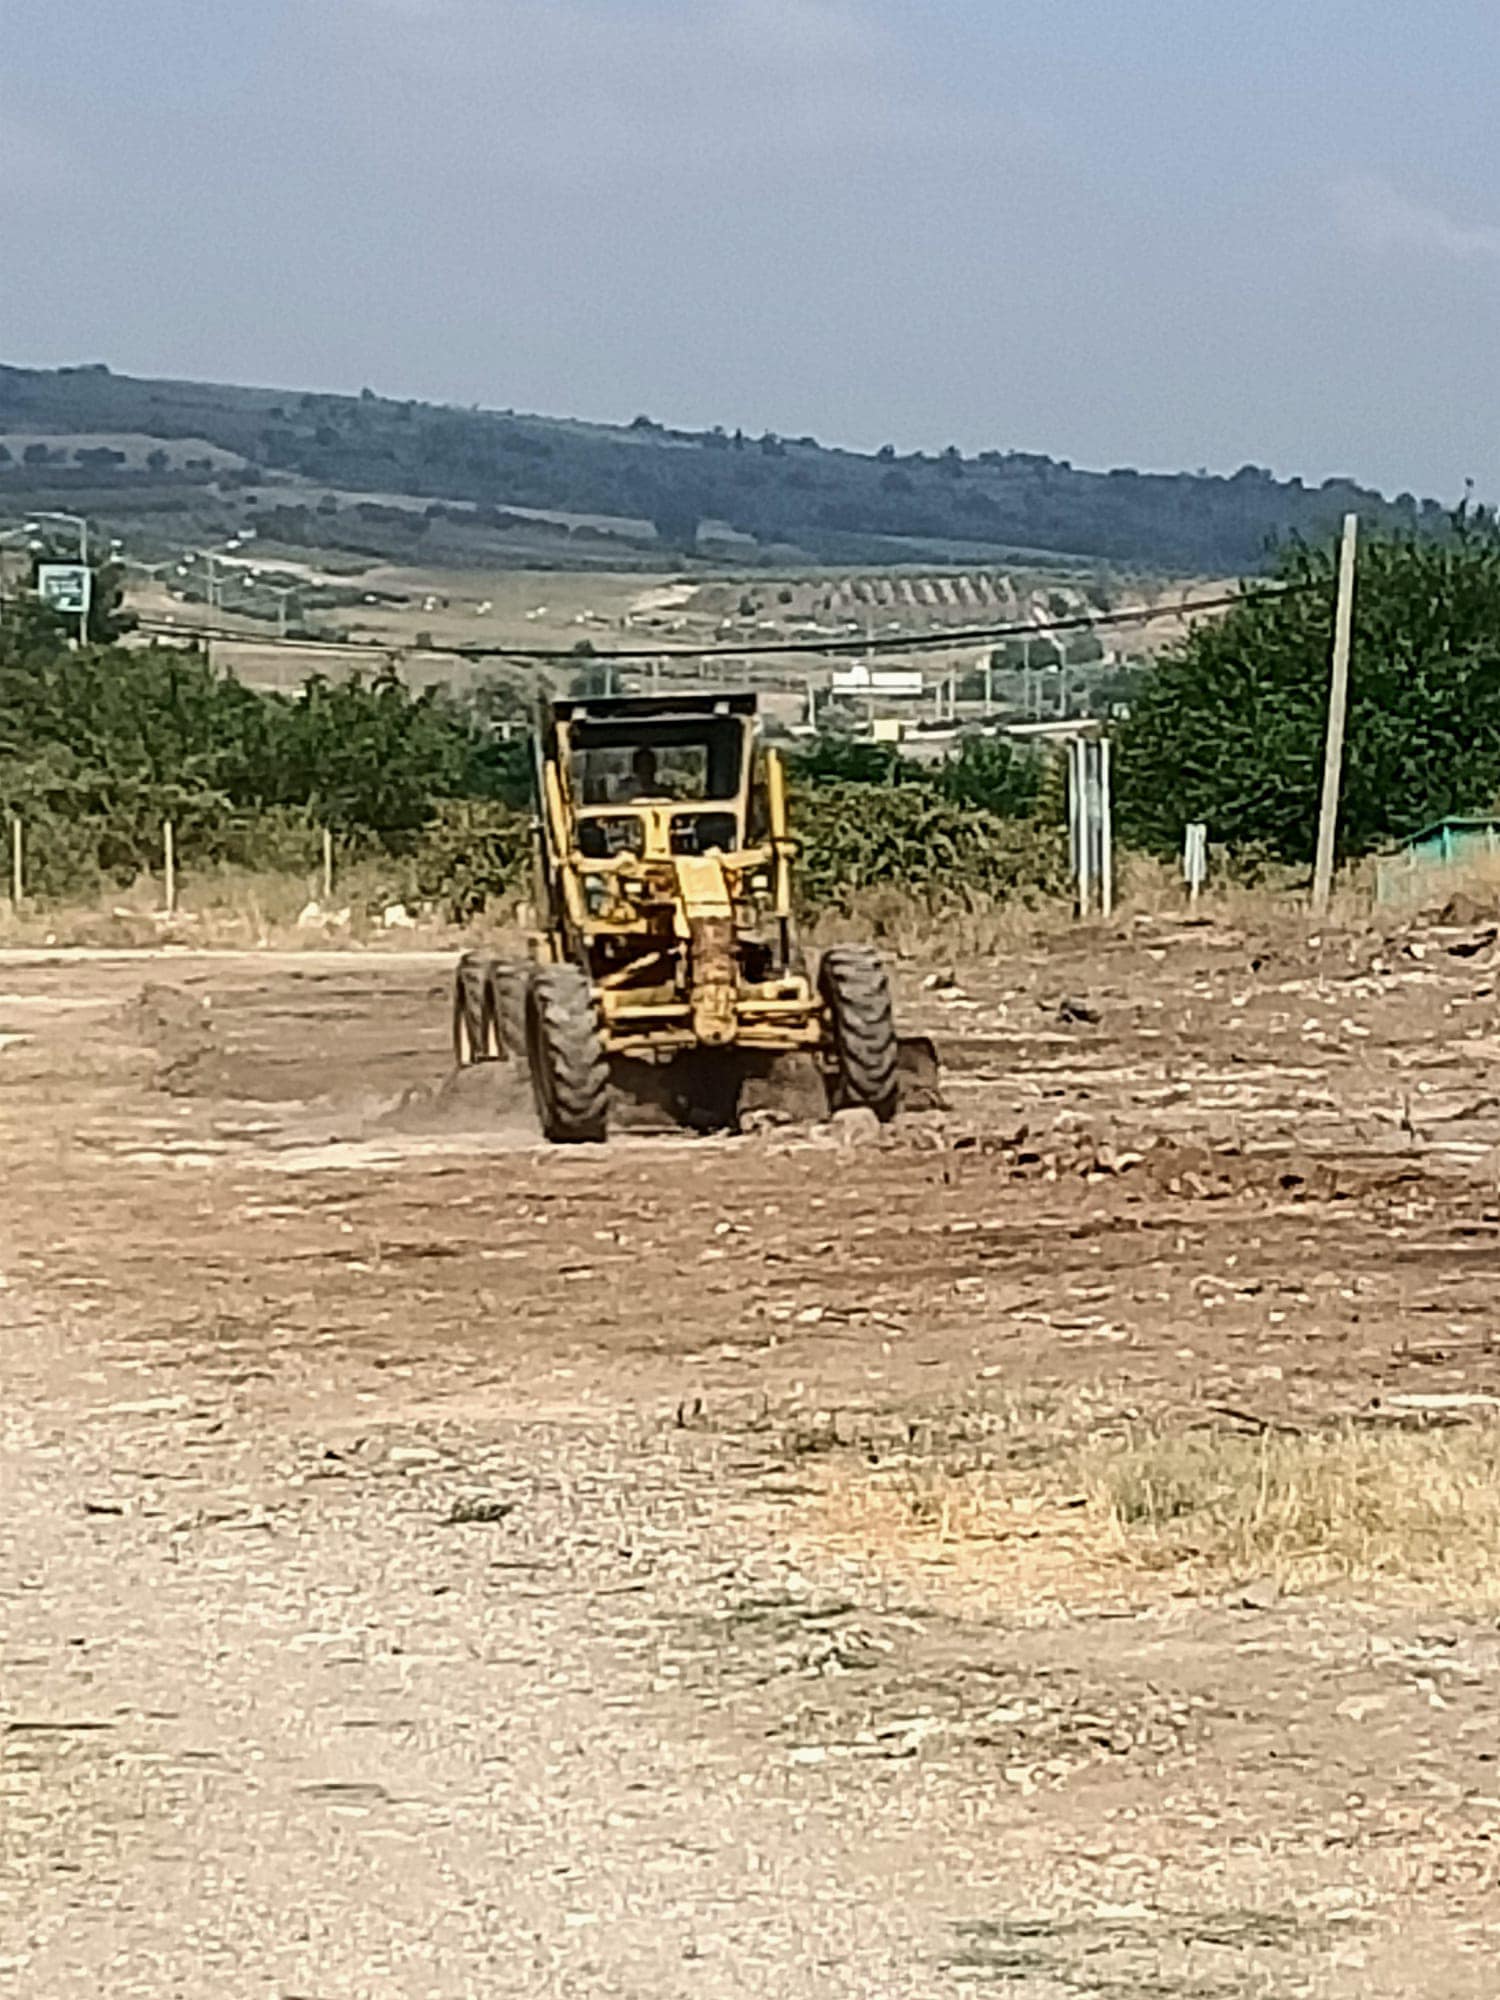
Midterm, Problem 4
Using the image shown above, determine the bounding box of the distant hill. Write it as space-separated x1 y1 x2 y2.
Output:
0 361 1442 574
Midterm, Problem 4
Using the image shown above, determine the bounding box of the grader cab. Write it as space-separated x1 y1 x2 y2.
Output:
453 691 906 1143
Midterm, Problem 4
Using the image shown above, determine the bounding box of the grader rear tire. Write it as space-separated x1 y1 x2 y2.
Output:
526 965 609 1143
452 951 497 1067
485 959 532 1061
819 944 899 1121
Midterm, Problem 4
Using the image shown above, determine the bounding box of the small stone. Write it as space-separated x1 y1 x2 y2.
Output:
1230 1578 1281 1612
739 1107 793 1137
829 1106 881 1147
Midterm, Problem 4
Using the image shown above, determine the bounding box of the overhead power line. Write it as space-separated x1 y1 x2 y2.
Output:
132 580 1310 664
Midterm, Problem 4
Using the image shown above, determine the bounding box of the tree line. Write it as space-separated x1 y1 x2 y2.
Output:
0 593 1058 914
0 596 527 899
6 506 1500 912
1118 507 1500 866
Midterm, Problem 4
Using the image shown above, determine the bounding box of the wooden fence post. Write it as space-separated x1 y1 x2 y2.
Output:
9 816 21 909
322 826 334 902
1312 513 1359 916
163 819 177 915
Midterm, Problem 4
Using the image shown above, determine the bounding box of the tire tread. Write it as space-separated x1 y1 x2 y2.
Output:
819 944 899 1119
527 965 609 1142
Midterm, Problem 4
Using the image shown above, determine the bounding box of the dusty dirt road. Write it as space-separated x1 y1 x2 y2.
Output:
6 919 1500 1996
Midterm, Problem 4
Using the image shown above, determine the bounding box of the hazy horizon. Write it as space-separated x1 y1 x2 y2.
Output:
3 0 1497 502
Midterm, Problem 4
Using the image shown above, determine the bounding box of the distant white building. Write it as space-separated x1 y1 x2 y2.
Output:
830 664 925 698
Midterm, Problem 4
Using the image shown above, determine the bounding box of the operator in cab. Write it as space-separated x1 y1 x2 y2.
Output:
617 746 674 802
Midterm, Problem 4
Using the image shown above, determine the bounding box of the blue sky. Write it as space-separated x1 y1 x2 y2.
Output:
2 0 1497 497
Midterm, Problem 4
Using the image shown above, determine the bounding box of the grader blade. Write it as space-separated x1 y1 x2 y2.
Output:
895 1034 944 1111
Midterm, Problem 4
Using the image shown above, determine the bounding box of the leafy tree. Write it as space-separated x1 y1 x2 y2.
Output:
651 500 702 552
793 781 1063 912
86 560 138 643
791 735 911 786
0 610 1071 912
792 730 1040 817
274 668 474 840
932 735 1040 817
1119 509 1500 863
411 800 530 919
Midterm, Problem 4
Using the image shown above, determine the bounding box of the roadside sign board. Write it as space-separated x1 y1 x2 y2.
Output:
37 563 91 617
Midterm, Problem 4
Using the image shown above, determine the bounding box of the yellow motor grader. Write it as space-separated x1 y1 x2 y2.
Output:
452 690 916 1143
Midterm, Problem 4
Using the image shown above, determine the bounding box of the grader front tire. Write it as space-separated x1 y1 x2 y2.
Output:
819 945 899 1122
526 965 609 1143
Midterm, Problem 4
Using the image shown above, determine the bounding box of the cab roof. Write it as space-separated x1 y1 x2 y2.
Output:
550 691 757 724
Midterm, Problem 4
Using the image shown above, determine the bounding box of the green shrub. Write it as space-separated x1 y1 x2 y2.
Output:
410 800 531 921
792 780 1065 913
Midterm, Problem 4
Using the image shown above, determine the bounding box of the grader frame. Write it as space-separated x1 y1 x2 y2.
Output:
454 691 902 1143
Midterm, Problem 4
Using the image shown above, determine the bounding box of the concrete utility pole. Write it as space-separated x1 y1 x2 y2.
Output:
1311 513 1359 917
1184 822 1208 908
1099 735 1114 918
1068 731 1115 920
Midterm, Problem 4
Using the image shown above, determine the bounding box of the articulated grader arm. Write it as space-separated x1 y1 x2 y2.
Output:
671 852 738 1046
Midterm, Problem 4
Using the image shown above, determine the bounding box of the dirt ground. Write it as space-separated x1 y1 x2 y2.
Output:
6 914 1500 1996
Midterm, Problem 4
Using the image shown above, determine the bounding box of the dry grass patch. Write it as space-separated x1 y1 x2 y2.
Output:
807 1413 1500 1610
1082 1422 1500 1599
0 862 491 950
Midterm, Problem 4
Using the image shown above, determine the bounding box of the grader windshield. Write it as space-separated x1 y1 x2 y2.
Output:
559 696 754 860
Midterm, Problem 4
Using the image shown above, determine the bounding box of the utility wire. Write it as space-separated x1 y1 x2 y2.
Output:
133 580 1311 663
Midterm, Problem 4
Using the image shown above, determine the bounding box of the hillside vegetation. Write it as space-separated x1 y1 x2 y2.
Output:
0 362 1439 575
